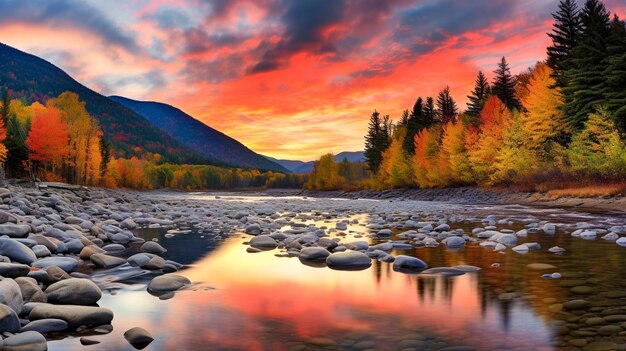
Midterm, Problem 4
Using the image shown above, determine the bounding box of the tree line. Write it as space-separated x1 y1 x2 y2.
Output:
309 0 626 191
0 91 306 190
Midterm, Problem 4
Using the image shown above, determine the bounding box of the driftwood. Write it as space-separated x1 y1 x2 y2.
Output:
38 182 84 191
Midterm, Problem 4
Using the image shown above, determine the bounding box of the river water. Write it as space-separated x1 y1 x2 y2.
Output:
48 194 626 351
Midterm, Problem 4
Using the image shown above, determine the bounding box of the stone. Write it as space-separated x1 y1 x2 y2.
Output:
326 252 372 270
80 337 100 345
571 286 596 295
443 236 465 249
2 330 47 351
582 341 617 351
245 223 261 235
616 237 626 247
0 278 24 314
15 277 46 303
0 237 37 264
32 257 78 273
421 267 465 276
45 278 102 305
0 262 30 278
527 263 558 270
124 327 154 349
32 245 51 258
91 253 126 269
21 318 69 333
0 303 20 333
147 274 191 295
79 245 105 259
140 241 167 254
29 304 114 327
249 235 278 249
127 253 151 267
0 223 32 238
46 266 70 284
298 247 331 261
563 299 590 310
392 255 428 273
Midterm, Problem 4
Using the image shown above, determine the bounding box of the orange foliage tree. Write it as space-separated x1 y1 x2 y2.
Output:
379 127 413 188
26 106 69 179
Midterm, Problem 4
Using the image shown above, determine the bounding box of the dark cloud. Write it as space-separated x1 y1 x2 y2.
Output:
182 55 246 84
0 0 138 52
247 0 346 74
182 27 249 54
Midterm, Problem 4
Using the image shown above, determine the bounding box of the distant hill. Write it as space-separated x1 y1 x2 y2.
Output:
0 43 206 164
266 151 365 174
110 96 288 172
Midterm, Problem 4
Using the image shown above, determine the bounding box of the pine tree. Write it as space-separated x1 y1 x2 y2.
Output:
547 0 582 88
436 86 458 125
364 110 390 173
425 97 436 125
100 137 111 177
562 0 612 131
466 71 491 117
602 15 626 135
0 89 9 125
403 97 426 155
492 57 520 110
399 109 409 126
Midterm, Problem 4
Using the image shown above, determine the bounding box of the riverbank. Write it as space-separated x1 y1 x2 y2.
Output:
258 186 626 212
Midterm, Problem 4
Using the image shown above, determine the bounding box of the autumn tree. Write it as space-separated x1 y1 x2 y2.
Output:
440 120 473 185
26 106 69 179
466 71 491 118
436 86 457 125
492 57 520 111
413 128 443 188
403 97 433 155
307 153 344 190
379 126 413 188
520 63 569 154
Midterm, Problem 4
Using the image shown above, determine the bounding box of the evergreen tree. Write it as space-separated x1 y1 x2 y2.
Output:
602 15 626 135
562 0 612 131
436 86 458 125
425 97 436 125
364 110 391 173
492 57 520 110
547 0 582 88
5 114 30 177
399 109 409 126
100 137 111 177
403 97 425 155
466 71 491 117
0 89 9 125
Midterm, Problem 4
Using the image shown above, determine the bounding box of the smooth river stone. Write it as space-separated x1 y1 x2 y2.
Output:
90 253 127 268
0 263 30 278
0 303 20 333
326 252 372 271
45 278 102 305
21 318 69 333
298 247 331 261
32 257 78 273
147 274 191 295
0 237 37 264
29 304 114 327
392 255 428 273
249 235 278 249
124 327 155 349
0 223 32 238
2 330 47 351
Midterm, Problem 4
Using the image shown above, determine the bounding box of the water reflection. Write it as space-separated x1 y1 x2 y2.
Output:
48 202 626 351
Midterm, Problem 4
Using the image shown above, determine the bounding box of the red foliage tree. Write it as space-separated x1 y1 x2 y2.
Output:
26 106 69 166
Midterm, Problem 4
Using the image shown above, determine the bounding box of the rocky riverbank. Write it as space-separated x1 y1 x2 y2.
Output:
0 183 197 350
260 187 626 212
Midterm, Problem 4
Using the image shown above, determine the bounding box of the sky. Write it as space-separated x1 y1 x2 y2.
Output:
0 0 624 161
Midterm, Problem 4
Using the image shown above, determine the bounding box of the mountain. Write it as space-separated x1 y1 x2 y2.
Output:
266 151 365 174
0 43 206 164
109 96 288 172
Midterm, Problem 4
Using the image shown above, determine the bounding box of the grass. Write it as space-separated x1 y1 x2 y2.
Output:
505 180 626 198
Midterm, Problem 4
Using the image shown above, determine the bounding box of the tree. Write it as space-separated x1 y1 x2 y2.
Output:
403 97 431 155
306 153 344 190
436 86 457 125
440 120 473 185
100 137 111 177
602 15 626 135
562 0 612 131
492 57 520 110
364 110 386 173
26 107 69 178
379 126 413 188
520 63 569 153
466 71 491 117
567 106 626 178
0 89 9 125
547 0 582 88
412 127 443 188
425 97 436 125
467 95 513 183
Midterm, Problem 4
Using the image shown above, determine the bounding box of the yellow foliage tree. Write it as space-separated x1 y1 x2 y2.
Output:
520 62 568 153
306 153 344 190
440 120 473 185
379 126 413 188
413 127 444 188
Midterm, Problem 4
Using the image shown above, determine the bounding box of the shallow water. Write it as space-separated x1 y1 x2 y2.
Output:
48 195 626 351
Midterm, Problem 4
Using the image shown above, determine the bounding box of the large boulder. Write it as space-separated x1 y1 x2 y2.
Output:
45 278 102 305
0 263 30 278
29 304 113 327
0 237 37 264
15 277 46 303
325 252 372 271
299 247 331 261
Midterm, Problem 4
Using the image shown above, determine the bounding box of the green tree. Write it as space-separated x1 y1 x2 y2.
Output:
364 110 391 173
547 0 582 88
425 97 436 125
436 86 457 125
403 97 431 155
602 15 626 135
492 57 520 110
466 71 491 118
562 0 612 131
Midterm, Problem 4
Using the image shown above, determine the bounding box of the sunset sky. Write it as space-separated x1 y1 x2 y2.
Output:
1 0 624 160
